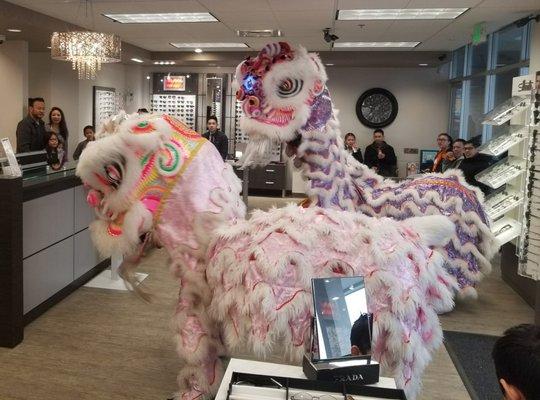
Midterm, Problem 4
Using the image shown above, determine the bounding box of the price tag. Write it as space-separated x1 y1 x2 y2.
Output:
1 138 22 177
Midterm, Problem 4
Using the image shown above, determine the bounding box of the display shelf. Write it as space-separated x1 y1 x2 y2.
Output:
93 86 117 132
482 96 530 126
151 94 196 130
492 216 522 246
485 189 523 221
475 156 525 190
479 126 528 157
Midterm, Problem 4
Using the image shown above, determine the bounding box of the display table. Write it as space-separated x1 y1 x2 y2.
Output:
0 163 108 348
215 358 397 400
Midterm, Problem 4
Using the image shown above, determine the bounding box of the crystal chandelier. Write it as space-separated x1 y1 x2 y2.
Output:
51 31 121 79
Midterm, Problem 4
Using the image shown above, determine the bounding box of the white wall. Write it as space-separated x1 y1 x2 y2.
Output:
0 41 28 147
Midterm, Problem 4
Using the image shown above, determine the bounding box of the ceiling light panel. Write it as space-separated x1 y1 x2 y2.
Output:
237 29 281 38
170 42 248 49
102 13 218 24
337 8 468 20
333 42 420 48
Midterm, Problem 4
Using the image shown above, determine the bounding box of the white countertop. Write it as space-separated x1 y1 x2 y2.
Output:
215 358 397 400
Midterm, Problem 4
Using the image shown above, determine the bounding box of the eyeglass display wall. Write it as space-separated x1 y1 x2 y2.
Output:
93 86 118 133
151 94 197 130
151 73 199 131
479 73 539 281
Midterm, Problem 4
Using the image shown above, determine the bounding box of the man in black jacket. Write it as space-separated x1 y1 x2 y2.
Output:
16 97 47 153
459 138 493 195
364 129 397 177
202 116 228 160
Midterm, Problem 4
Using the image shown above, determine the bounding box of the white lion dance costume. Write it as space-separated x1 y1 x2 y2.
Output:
235 42 498 299
75 42 495 400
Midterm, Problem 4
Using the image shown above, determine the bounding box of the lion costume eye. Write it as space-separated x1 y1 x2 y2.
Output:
104 161 123 189
277 78 303 98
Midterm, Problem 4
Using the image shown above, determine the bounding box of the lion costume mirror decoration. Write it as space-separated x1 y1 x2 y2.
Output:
76 42 496 400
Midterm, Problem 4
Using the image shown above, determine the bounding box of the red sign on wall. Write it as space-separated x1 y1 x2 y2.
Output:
163 75 186 91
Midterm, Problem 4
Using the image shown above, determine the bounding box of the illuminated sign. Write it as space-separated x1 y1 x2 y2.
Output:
164 75 186 91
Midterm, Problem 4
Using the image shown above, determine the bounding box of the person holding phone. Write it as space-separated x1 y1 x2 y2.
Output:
364 129 397 177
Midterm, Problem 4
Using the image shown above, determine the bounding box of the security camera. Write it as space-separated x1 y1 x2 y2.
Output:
323 28 339 43
0 35 5 44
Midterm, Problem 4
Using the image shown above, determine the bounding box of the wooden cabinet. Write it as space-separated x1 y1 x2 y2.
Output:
234 163 290 196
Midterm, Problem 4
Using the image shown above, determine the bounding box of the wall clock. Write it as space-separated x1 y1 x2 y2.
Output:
356 88 398 129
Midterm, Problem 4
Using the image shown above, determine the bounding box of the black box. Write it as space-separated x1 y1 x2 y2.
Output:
303 353 380 385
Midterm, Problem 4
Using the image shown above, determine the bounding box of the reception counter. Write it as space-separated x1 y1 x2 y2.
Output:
0 163 108 348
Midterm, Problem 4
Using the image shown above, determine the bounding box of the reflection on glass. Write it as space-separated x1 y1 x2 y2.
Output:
312 276 371 360
469 41 488 75
451 46 466 79
465 76 487 138
449 83 463 138
494 24 525 68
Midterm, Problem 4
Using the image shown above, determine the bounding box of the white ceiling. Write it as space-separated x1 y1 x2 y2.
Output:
2 0 539 57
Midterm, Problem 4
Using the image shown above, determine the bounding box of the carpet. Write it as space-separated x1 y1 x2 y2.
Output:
443 330 501 400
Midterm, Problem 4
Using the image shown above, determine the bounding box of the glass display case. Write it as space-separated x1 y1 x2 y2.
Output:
478 125 528 157
484 189 523 221
482 95 530 126
492 216 522 246
475 156 525 190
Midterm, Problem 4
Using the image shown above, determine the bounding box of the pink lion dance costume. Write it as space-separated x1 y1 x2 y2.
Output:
77 111 458 398
236 42 498 299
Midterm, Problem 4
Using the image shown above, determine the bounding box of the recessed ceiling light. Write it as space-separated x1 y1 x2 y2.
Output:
194 48 203 53
419 63 428 66
170 42 248 49
102 12 217 24
333 42 420 48
7 28 22 32
47 46 51 49
237 29 281 38
146 76 150 80
131 58 144 63
337 8 468 20
325 63 334 66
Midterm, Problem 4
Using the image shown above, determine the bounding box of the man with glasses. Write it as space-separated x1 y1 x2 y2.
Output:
202 115 228 160
16 97 47 153
459 136 492 194
442 138 466 172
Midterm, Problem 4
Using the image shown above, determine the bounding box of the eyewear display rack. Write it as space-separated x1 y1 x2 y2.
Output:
150 94 197 130
479 74 539 281
93 86 118 133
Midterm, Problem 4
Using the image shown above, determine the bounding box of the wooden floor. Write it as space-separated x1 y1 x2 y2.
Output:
0 196 534 400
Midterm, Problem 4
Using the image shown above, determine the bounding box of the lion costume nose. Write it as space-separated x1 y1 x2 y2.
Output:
86 189 101 208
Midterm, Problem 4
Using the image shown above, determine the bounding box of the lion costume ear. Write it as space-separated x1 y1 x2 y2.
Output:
401 215 455 247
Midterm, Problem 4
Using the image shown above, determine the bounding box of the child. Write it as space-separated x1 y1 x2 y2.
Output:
73 125 95 160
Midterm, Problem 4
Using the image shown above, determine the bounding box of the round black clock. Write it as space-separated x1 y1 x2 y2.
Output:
356 88 398 129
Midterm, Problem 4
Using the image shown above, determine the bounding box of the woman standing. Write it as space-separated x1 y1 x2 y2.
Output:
344 132 363 164
46 107 69 159
432 133 452 173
